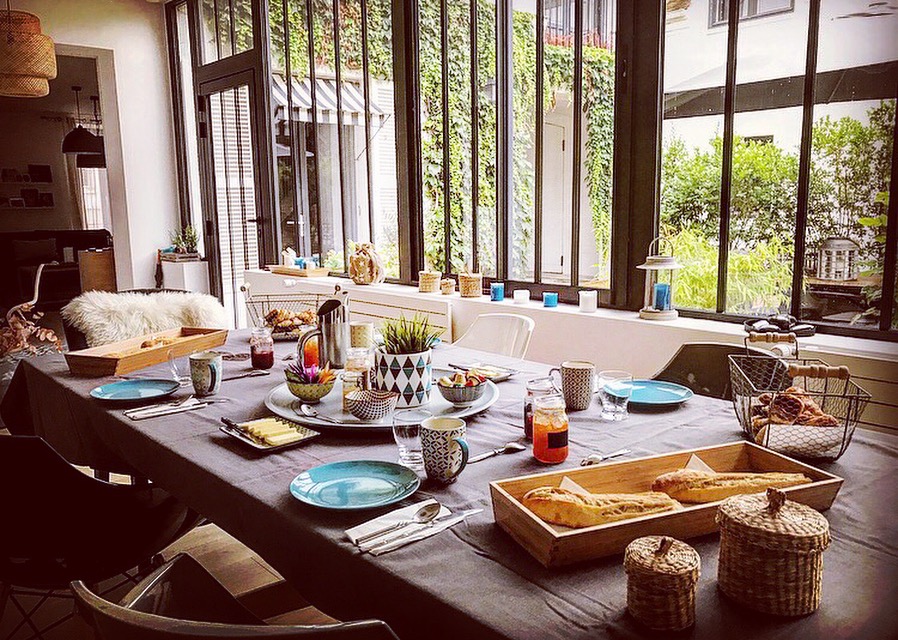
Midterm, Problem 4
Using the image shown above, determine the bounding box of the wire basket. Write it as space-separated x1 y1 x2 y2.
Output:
241 283 344 341
728 355 871 461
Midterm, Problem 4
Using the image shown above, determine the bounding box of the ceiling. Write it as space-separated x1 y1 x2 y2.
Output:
0 54 100 117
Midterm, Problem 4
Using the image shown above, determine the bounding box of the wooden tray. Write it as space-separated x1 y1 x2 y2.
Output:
65 327 229 377
267 264 330 278
489 441 843 567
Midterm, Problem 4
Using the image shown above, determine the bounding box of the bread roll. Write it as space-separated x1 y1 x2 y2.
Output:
652 469 811 503
521 487 681 529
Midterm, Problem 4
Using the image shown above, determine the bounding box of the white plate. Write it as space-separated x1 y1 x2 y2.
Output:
264 370 499 433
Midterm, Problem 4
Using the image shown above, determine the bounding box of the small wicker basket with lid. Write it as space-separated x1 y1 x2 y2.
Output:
623 536 700 631
716 487 831 616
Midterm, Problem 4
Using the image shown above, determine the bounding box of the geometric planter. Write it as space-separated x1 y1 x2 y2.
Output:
374 347 433 409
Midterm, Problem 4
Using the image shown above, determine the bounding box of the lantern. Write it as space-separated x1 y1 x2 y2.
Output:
0 10 57 98
816 237 859 282
636 237 682 321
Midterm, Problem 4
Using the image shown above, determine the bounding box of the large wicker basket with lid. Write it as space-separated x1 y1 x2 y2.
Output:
624 536 700 631
716 487 831 616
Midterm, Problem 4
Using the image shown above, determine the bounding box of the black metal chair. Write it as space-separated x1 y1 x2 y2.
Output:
0 435 202 639
652 342 773 401
72 554 400 640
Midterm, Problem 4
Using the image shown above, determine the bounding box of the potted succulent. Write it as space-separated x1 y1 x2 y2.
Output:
165 225 201 261
375 314 441 408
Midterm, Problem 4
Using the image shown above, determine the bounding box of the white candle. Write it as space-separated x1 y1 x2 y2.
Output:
579 290 598 313
513 289 529 304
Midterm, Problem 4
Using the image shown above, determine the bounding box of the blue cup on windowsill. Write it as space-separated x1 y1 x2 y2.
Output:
490 282 505 302
543 292 559 308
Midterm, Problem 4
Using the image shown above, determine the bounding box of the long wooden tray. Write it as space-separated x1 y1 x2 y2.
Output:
267 264 330 278
489 441 843 567
65 327 229 377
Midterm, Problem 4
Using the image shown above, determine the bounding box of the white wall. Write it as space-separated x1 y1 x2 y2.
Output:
13 0 180 289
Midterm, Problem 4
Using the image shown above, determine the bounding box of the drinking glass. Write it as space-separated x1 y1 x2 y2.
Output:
599 370 633 421
392 409 430 472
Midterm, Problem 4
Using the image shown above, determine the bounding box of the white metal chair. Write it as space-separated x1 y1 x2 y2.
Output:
453 313 535 359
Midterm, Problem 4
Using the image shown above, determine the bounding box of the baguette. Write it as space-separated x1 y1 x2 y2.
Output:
651 469 811 503
521 487 681 529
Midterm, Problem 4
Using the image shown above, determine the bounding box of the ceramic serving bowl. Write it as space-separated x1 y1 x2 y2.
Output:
437 383 486 406
285 372 335 404
346 389 400 422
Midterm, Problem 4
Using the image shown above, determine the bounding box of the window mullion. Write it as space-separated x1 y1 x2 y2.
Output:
570 0 583 287
332 0 349 271
470 0 480 273
879 103 898 331
534 0 544 284
440 0 451 273
304 0 322 255
497 0 512 280
361 0 376 243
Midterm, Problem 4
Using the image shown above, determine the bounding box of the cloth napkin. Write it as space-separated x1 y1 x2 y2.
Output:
125 397 207 421
345 499 451 546
367 511 478 556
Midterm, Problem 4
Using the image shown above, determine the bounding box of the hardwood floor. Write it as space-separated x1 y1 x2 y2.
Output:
0 523 335 639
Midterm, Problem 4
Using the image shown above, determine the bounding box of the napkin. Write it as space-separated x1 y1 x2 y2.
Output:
125 397 207 421
368 510 480 556
345 499 451 546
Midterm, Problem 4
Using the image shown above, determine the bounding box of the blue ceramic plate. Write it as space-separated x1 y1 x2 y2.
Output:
90 379 181 403
289 461 420 510
605 379 693 406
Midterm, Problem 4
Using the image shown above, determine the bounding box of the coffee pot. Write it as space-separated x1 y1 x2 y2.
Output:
297 286 350 368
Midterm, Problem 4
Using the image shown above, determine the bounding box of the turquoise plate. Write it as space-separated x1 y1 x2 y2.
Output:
289 461 420 510
90 379 181 403
608 379 694 406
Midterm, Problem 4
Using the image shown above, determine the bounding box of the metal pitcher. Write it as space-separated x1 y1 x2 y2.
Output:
297 286 350 369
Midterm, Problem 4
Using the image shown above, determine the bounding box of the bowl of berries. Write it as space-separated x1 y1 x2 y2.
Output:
436 371 488 406
284 362 336 403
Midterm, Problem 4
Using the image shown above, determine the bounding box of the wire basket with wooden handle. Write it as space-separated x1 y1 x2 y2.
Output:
241 283 344 341
728 355 871 461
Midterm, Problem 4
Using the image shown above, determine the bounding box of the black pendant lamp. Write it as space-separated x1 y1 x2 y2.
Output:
77 95 106 168
62 86 103 154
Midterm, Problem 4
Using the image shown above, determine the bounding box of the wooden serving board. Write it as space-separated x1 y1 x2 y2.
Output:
489 441 843 567
267 264 330 278
65 327 229 377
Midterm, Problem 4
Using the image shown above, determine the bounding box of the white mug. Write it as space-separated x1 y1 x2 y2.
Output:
421 417 469 484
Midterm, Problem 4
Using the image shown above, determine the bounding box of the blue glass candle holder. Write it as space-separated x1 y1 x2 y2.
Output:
543 292 559 307
490 282 505 301
652 282 671 311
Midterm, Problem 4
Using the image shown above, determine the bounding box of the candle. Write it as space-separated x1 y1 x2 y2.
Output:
578 290 597 313
543 292 559 308
513 289 529 304
653 282 671 311
490 282 505 301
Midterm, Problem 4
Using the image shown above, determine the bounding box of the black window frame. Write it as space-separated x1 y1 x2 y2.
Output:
709 0 794 28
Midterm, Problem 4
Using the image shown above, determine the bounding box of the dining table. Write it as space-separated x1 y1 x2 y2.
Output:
3 330 897 640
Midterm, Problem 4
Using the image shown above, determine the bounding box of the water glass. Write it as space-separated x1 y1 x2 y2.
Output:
599 370 633 421
392 409 430 472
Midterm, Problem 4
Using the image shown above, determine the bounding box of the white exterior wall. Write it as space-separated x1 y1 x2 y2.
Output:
12 0 180 290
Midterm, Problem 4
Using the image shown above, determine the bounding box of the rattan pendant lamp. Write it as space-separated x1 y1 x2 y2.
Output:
0 1 57 97
63 85 104 154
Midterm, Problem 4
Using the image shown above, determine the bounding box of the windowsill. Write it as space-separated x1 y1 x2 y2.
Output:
246 270 898 362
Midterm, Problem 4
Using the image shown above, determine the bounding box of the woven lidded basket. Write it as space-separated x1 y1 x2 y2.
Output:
418 270 441 293
624 536 700 631
716 488 830 616
458 273 482 297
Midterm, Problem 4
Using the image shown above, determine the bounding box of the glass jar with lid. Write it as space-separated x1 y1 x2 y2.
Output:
342 347 372 410
524 377 557 441
249 327 274 370
532 394 569 464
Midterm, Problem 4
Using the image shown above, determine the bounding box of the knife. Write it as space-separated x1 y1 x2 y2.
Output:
359 508 480 553
125 400 209 421
367 509 481 555
222 370 271 382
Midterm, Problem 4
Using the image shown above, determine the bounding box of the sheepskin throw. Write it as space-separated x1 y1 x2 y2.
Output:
62 291 228 347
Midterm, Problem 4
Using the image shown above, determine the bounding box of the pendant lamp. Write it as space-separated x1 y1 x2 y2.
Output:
0 3 57 98
62 86 103 154
77 95 107 168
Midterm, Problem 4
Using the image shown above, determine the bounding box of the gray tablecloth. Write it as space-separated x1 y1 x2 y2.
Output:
5 333 897 640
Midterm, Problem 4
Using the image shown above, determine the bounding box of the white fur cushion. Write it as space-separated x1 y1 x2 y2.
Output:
62 291 228 347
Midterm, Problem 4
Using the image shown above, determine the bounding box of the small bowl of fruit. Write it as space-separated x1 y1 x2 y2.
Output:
285 362 336 403
437 371 487 406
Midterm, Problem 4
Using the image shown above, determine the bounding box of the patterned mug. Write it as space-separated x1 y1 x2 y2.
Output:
421 417 469 484
549 360 598 411
189 351 223 397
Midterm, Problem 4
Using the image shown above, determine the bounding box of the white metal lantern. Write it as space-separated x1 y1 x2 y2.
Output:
816 237 859 282
636 237 682 321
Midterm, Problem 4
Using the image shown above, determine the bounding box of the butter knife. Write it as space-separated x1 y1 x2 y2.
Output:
126 401 209 421
367 509 481 555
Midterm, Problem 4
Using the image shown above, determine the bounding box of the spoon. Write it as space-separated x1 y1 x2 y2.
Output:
355 502 442 547
580 448 631 466
468 441 527 463
299 403 343 424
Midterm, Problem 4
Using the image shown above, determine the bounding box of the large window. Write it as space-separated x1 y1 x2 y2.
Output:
662 0 898 335
710 0 793 27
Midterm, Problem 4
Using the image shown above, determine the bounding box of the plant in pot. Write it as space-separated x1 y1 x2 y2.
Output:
169 225 200 259
375 314 441 408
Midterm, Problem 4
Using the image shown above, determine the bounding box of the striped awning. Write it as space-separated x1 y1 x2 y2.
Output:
271 73 386 126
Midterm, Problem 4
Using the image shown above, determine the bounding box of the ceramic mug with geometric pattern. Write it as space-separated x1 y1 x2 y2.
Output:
549 360 598 411
421 417 469 484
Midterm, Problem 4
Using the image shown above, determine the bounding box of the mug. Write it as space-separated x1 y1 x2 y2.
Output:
421 417 469 484
549 361 597 411
189 351 223 397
